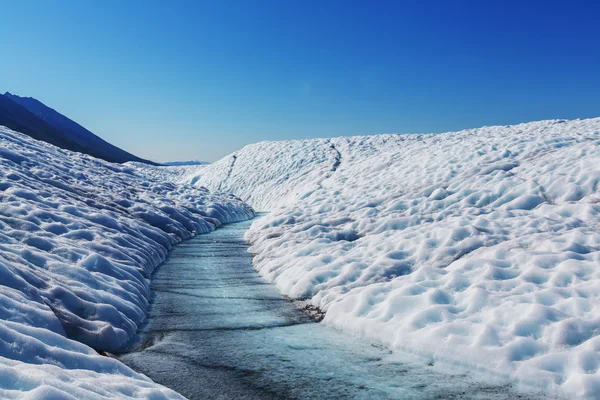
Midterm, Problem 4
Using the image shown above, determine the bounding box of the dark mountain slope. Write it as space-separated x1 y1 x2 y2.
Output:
3 92 156 165
0 94 89 153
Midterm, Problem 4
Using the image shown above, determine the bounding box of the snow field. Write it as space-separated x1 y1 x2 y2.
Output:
0 126 254 398
184 118 600 398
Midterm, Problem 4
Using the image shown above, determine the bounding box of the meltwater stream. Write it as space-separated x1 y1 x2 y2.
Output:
119 219 548 400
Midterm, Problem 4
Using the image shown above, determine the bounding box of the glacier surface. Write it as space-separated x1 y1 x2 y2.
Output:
180 118 600 399
0 126 253 399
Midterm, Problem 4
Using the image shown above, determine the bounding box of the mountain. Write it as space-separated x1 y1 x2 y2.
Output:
0 94 88 153
2 92 156 164
163 160 210 166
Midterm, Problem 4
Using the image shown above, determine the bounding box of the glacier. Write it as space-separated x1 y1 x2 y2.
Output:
177 118 600 399
4 116 600 399
0 126 253 399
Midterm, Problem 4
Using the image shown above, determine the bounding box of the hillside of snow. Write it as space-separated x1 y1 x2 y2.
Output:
0 126 253 398
181 118 600 399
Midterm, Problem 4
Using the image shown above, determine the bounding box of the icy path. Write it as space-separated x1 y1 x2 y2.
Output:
119 219 549 400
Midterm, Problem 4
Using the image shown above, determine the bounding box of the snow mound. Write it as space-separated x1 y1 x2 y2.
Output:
0 126 253 398
185 118 600 399
127 161 209 185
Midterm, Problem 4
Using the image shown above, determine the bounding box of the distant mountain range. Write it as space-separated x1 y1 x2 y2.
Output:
163 160 210 166
0 92 156 164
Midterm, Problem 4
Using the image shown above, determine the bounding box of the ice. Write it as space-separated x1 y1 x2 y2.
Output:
4 116 600 398
0 125 253 398
182 118 600 399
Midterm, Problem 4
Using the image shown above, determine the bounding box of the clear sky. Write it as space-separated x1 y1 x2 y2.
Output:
1 0 599 162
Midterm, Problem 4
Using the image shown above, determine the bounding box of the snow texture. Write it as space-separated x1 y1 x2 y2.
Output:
183 118 600 399
0 126 254 399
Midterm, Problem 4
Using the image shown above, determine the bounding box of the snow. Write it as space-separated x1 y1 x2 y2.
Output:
129 162 209 187
0 126 254 398
182 118 600 399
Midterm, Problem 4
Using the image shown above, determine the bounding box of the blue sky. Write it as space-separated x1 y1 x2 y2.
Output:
1 0 599 162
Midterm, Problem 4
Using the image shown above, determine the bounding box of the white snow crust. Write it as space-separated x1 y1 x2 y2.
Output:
0 126 253 399
183 118 600 399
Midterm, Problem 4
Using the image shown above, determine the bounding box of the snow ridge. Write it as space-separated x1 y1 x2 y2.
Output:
0 126 254 399
183 118 600 399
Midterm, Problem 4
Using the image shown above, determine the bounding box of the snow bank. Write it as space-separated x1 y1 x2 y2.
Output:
185 118 600 399
0 126 253 398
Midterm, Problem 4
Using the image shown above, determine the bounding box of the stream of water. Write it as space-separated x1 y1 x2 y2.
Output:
119 219 548 400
